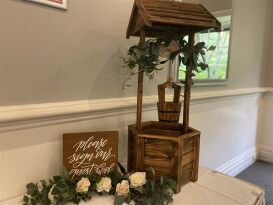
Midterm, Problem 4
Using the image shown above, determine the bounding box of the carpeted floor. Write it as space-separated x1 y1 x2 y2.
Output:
237 161 273 205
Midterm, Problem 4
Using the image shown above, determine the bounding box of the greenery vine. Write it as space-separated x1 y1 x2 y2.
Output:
23 163 176 205
121 32 215 87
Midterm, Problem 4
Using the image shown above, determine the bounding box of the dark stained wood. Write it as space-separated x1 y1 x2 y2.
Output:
63 131 118 180
136 29 145 135
147 10 217 23
157 82 182 123
199 3 221 28
142 0 206 11
126 0 219 192
126 0 221 38
135 0 152 26
192 133 200 181
150 16 220 28
145 7 214 19
182 33 195 134
127 121 200 193
131 24 212 39
135 29 146 172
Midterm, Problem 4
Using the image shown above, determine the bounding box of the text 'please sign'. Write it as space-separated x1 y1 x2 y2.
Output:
63 131 118 179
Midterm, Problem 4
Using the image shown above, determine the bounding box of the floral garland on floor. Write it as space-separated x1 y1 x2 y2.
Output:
23 163 176 205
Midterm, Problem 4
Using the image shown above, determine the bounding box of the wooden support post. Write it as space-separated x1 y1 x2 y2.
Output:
182 33 195 134
192 134 200 182
136 29 145 134
136 29 145 171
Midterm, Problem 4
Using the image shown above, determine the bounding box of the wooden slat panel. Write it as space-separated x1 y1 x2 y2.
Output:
142 0 205 12
136 0 152 26
183 139 194 153
146 7 213 19
128 123 201 193
143 4 206 15
150 15 219 28
144 138 174 158
144 158 173 167
139 25 194 38
182 151 194 165
143 0 202 8
148 10 216 23
182 163 193 181
143 129 181 137
145 6 205 16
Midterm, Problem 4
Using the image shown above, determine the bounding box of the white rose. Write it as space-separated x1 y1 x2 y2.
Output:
48 185 56 205
159 40 180 59
129 172 146 187
116 180 130 196
76 177 90 193
96 177 112 193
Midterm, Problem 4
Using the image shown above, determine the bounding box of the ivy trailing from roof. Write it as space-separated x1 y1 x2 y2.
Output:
121 32 215 87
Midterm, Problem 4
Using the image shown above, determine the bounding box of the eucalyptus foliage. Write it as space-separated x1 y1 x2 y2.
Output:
121 32 215 86
23 164 176 205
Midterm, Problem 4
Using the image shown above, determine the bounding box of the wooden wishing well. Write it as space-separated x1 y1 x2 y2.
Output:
126 0 220 193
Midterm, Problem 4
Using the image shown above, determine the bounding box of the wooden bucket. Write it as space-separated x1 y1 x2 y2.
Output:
157 82 182 123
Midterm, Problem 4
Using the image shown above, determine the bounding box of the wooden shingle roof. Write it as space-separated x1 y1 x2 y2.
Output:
126 0 221 39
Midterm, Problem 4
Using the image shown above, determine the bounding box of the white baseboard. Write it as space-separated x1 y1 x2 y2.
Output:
257 145 273 163
216 147 257 176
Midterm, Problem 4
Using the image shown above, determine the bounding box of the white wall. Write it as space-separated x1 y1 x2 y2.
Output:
0 0 272 202
0 0 271 106
0 0 168 106
258 90 273 162
257 0 273 163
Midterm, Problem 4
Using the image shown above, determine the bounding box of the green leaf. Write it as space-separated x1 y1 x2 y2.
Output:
169 50 179 62
198 49 205 55
208 45 216 51
114 195 126 205
30 198 37 205
60 166 69 180
160 176 164 186
117 162 126 175
26 183 37 196
164 178 177 190
53 176 61 182
198 63 208 71
200 52 206 63
132 186 144 194
63 192 74 201
150 167 155 179
51 186 61 195
40 180 47 186
151 180 155 192
26 183 36 190
23 195 29 203
159 60 168 64
194 42 205 50
193 53 198 67
151 44 160 56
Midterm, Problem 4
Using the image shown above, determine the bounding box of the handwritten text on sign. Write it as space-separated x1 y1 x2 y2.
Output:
63 131 118 179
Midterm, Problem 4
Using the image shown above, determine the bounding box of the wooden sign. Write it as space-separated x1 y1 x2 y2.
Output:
63 131 118 179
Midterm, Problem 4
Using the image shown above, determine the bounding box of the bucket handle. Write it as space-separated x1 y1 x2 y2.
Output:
158 82 182 103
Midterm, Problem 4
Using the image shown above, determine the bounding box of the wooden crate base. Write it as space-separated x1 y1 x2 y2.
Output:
128 121 200 193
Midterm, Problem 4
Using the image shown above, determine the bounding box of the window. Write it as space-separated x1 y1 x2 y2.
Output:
178 12 232 84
